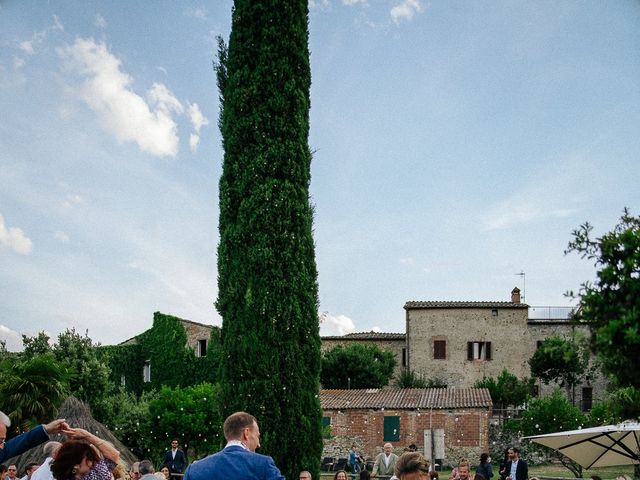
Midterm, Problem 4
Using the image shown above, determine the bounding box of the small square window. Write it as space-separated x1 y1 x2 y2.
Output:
434 340 446 359
491 309 498 316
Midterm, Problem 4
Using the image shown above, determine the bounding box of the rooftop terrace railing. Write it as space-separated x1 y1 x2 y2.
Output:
528 306 576 320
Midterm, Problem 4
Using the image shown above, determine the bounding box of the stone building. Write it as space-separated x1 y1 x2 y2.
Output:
320 387 492 468
404 288 606 409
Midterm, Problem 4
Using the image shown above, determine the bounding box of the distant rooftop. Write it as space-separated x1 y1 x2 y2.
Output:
404 301 528 309
321 388 492 410
322 331 405 341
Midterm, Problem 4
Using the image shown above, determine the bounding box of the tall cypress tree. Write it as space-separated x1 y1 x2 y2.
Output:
215 1 322 478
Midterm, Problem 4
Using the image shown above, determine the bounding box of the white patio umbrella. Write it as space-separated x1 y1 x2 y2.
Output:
522 421 640 469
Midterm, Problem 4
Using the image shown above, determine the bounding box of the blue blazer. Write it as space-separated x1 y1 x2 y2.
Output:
0 425 49 464
184 445 284 480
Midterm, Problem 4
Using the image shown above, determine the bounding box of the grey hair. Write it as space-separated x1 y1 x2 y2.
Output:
139 460 155 475
0 411 11 427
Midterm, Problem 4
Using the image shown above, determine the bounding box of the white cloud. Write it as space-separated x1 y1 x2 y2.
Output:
0 325 23 352
343 0 366 5
58 38 181 157
62 194 82 208
13 56 26 70
184 7 208 21
18 15 64 56
371 326 382 332
187 102 209 152
95 14 107 29
54 231 70 242
319 312 356 336
0 214 33 255
390 0 424 24
400 257 414 266
309 0 330 8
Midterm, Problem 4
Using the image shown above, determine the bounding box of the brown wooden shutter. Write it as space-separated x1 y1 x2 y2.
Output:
467 342 473 360
486 341 492 360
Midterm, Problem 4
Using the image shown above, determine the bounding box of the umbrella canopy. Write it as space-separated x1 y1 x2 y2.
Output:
522 421 640 469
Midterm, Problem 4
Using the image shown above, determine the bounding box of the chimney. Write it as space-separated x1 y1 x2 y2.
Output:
511 287 521 304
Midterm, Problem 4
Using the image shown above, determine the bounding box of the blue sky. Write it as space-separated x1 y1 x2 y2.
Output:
1 1 639 350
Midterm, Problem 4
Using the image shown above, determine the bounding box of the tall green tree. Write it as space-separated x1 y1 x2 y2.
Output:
321 344 396 389
566 209 640 388
475 369 534 420
528 335 591 405
215 1 322 479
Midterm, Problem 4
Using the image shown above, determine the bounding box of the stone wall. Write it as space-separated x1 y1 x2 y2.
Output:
180 319 214 351
322 407 490 467
407 306 530 387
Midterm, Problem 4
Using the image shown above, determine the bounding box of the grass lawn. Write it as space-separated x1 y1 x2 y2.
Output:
435 466 636 480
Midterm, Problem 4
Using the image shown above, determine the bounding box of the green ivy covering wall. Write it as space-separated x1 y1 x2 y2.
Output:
100 312 221 395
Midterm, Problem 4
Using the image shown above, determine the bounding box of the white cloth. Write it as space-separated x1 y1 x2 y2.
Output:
510 460 518 480
30 458 53 480
224 440 248 450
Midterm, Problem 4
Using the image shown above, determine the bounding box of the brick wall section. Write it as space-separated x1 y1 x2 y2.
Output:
322 407 490 466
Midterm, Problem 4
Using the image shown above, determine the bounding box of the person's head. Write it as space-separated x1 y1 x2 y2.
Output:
44 441 62 458
408 444 417 452
334 470 348 480
1 465 8 480
159 467 170 480
6 466 17 479
458 460 470 480
171 439 179 450
51 441 100 480
430 470 439 480
223 412 260 452
139 461 154 476
0 410 10 451
129 462 141 480
299 471 312 480
360 471 371 480
26 464 40 478
351 444 357 451
112 463 127 480
479 453 489 465
395 452 430 480
507 448 519 461
384 443 394 455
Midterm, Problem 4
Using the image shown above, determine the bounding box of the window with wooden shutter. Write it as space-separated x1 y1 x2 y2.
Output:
434 340 446 359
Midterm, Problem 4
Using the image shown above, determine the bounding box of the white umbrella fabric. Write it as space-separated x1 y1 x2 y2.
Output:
522 422 640 469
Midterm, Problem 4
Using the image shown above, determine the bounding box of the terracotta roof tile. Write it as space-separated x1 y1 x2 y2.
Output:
322 332 405 340
321 388 492 409
404 301 528 309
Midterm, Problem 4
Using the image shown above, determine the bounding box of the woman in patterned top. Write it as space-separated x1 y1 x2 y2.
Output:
51 427 120 480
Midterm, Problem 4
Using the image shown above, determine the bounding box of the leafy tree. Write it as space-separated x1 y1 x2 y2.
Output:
566 209 640 387
475 369 534 419
321 344 396 389
508 389 586 478
588 386 640 424
53 328 111 407
528 335 590 404
215 1 322 478
148 383 222 461
0 353 70 430
22 331 52 356
396 370 446 388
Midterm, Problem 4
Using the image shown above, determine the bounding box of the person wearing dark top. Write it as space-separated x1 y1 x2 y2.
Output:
476 453 493 480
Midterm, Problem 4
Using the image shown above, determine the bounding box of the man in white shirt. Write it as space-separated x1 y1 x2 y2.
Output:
372 443 399 477
30 441 61 480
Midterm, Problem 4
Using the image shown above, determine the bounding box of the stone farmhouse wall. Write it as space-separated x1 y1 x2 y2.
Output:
322 407 490 468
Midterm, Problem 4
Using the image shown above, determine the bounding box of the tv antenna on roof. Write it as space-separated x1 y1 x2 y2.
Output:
515 270 526 302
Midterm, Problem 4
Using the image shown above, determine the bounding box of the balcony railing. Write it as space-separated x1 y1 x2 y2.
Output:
528 306 576 320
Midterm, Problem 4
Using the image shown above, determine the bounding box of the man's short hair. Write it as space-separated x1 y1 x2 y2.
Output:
223 412 257 441
43 441 62 457
299 471 312 480
139 460 155 475
26 463 39 474
459 459 470 469
509 447 519 454
0 411 10 427
395 452 430 477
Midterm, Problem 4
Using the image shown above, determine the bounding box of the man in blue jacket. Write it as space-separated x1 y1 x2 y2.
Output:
183 411 284 480
0 410 68 464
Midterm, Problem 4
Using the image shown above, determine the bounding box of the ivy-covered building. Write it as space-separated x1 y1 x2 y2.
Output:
101 312 220 394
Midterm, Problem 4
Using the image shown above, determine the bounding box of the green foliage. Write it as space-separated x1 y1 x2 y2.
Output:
396 370 447 388
510 390 587 478
0 353 70 429
94 385 158 460
475 369 534 410
52 328 111 406
566 209 640 388
215 1 323 478
148 383 222 460
588 387 640 424
528 336 590 403
100 313 222 395
321 344 396 389
22 331 52 356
